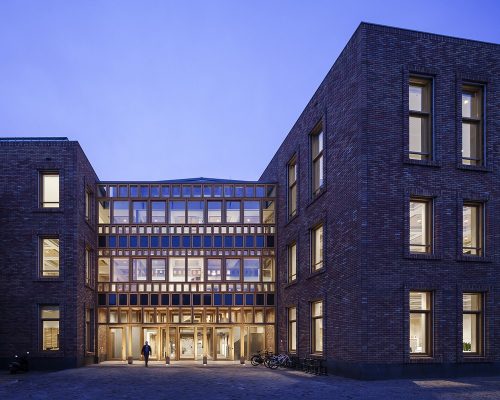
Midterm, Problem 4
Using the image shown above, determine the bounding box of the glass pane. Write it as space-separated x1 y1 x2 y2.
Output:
226 259 240 281
313 156 324 192
409 313 427 354
314 317 323 353
187 258 203 282
169 258 185 282
244 201 260 224
112 258 129 282
463 314 478 353
409 116 423 153
42 320 60 350
243 258 260 282
462 122 481 164
42 238 59 276
226 201 240 223
312 131 323 157
207 201 222 223
289 244 297 280
409 292 431 311
132 202 147 223
151 259 166 281
207 259 222 281
132 259 147 281
463 205 480 255
113 201 129 224
98 258 110 282
312 301 323 317
263 201 275 224
41 306 60 319
169 201 186 224
312 226 323 270
42 174 59 207
262 257 274 282
409 201 428 252
409 84 423 111
187 201 204 224
151 202 166 223
462 88 481 119
463 293 481 312
99 201 110 224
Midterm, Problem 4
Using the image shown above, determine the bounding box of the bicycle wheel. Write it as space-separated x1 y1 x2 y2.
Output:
268 359 279 369
250 355 261 366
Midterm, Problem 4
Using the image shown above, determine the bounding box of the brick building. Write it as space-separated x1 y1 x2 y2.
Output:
0 23 499 378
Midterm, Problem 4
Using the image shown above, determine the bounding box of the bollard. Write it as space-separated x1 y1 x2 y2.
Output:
240 357 245 365
203 355 207 366
165 356 170 366
127 356 133 365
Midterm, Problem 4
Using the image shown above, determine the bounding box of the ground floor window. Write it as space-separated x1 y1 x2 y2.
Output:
409 291 432 356
288 307 297 353
86 308 95 353
311 301 323 354
41 305 60 351
463 293 483 355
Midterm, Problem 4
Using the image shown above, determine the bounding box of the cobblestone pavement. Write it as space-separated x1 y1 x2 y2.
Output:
1 361 500 399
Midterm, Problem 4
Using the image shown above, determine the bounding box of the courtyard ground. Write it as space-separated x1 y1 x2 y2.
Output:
1 361 500 399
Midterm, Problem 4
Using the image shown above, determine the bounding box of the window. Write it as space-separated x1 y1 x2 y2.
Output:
462 85 484 166
187 201 204 224
132 258 147 281
85 308 94 353
288 242 297 282
98 201 110 224
311 225 323 271
409 76 432 160
263 201 275 224
151 259 166 281
98 258 110 282
463 293 483 355
226 259 240 281
85 248 91 286
41 238 59 277
311 301 323 354
409 198 432 253
207 201 222 223
288 157 297 217
113 201 129 224
244 201 260 224
41 173 59 208
262 257 274 282
463 203 483 256
311 127 324 196
169 258 185 282
41 306 60 351
187 258 204 282
409 291 432 356
85 190 92 221
132 201 147 223
169 201 186 224
226 201 240 223
112 258 129 282
243 258 260 282
207 259 222 281
151 201 166 223
288 307 297 353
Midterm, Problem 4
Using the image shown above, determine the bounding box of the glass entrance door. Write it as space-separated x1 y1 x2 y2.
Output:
143 328 158 359
215 327 232 360
179 327 195 359
109 327 124 360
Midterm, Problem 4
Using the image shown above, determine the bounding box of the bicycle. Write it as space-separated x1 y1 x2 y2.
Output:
267 353 292 369
250 350 274 366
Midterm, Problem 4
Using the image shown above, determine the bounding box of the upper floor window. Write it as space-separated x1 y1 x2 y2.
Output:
169 201 186 224
226 201 241 223
98 201 110 224
40 306 60 351
187 201 204 224
409 77 432 160
207 201 222 223
151 201 166 223
288 242 297 282
244 201 260 224
132 201 147 223
311 225 323 272
462 85 484 166
41 238 59 277
409 197 433 254
311 127 324 196
85 248 91 286
463 203 483 256
85 190 92 221
113 201 129 224
288 157 297 217
409 291 432 356
311 301 323 354
41 172 59 208
463 293 483 355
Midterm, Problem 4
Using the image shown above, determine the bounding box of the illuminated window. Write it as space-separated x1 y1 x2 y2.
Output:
41 238 59 277
288 307 297 353
409 291 432 356
288 242 297 282
462 85 484 165
41 306 60 351
409 76 432 160
311 225 323 271
311 126 324 196
288 157 297 217
409 198 432 253
311 301 323 354
41 173 59 208
463 203 483 256
463 293 483 355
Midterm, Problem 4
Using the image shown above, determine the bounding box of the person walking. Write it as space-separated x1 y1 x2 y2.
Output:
141 341 152 367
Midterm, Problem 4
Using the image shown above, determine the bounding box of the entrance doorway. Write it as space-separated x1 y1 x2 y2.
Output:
109 327 124 360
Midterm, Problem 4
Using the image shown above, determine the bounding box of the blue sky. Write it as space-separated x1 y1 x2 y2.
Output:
1 0 499 180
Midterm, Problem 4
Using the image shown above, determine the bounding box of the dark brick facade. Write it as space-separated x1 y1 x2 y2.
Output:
0 23 499 378
0 139 98 369
260 23 500 378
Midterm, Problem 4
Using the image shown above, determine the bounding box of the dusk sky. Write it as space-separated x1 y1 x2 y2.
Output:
1 0 499 181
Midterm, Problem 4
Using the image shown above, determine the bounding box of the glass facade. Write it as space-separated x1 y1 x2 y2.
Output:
97 182 276 361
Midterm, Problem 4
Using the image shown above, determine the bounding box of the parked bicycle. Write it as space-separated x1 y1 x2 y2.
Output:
266 353 292 369
250 350 274 366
